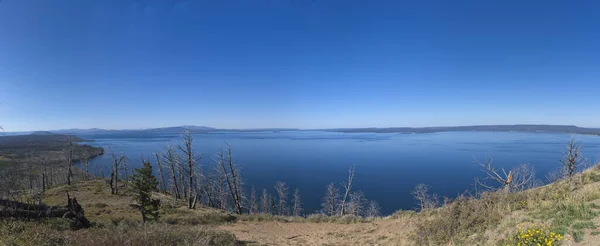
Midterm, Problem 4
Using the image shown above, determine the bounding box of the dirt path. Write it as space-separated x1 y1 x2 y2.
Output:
220 218 415 246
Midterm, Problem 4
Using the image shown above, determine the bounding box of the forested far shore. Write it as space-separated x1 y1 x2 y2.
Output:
0 134 104 196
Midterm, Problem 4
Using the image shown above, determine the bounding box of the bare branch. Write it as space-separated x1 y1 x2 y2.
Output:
561 138 583 178
411 183 439 210
292 188 302 216
274 181 289 216
339 165 355 216
321 182 340 216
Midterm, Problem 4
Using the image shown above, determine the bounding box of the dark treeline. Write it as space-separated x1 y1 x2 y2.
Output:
0 134 103 202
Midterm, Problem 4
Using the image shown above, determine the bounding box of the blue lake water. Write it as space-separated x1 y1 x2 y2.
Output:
81 131 600 215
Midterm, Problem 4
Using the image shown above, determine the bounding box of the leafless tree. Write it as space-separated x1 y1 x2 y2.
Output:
474 157 514 192
510 163 541 192
178 155 186 199
292 188 303 216
339 165 355 216
25 153 36 192
82 150 90 180
216 164 229 210
49 167 55 187
321 182 340 216
108 147 125 195
474 157 539 193
39 154 50 189
346 191 367 216
234 168 246 211
194 171 204 207
42 171 47 193
274 181 289 216
179 130 202 209
164 145 181 199
268 193 275 214
411 183 439 210
217 145 243 214
155 153 168 193
365 201 380 218
261 188 270 214
203 166 220 208
561 138 583 178
65 136 75 185
248 186 259 214
546 166 565 183
122 156 129 187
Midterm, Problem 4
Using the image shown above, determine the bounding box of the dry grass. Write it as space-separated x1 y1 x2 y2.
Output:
0 219 239 246
42 180 236 226
409 167 600 245
236 213 378 224
11 166 600 245
2 180 242 245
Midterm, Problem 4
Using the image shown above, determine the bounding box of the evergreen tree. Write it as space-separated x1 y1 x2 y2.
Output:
131 161 160 223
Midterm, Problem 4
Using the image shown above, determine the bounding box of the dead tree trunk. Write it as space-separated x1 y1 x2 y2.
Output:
179 130 201 209
274 181 289 216
339 165 355 216
219 145 242 214
155 153 168 194
561 138 583 178
66 137 75 185
228 145 243 214
217 164 228 210
123 156 129 187
108 147 124 195
475 157 514 192
165 146 181 199
0 194 90 228
42 173 46 193
82 150 90 181
178 158 186 199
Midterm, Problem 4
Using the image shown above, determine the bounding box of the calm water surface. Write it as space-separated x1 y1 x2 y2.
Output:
81 131 600 215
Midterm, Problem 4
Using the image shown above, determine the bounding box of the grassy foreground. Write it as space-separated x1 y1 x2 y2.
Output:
4 166 600 245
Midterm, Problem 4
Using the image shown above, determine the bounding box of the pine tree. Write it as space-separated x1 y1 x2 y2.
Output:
131 161 160 223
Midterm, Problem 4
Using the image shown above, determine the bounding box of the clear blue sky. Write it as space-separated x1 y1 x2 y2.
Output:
1 0 599 131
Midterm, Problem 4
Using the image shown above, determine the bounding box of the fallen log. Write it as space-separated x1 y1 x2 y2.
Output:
0 199 59 211
0 193 90 228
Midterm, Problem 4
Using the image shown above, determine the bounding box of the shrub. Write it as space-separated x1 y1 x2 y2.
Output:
412 194 506 244
390 210 417 219
505 224 563 246
581 171 600 184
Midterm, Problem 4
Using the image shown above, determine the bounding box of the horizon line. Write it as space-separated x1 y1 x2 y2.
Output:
4 124 600 133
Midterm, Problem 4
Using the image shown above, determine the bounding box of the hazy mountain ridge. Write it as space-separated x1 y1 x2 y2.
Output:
326 124 600 135
5 124 600 136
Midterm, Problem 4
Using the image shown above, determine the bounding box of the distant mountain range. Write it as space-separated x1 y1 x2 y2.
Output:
324 125 600 135
4 125 600 136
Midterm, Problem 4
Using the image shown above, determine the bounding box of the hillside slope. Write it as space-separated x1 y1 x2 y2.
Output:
5 167 600 245
221 167 600 245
